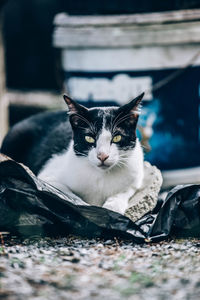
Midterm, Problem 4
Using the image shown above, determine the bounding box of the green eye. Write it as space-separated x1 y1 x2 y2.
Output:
112 135 122 143
85 136 95 143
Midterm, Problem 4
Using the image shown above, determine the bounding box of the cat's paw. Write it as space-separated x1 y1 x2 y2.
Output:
102 195 128 215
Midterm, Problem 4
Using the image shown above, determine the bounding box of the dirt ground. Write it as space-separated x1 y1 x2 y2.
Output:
0 235 200 300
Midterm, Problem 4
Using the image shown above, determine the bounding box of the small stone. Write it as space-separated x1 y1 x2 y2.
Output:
104 240 113 245
180 278 190 285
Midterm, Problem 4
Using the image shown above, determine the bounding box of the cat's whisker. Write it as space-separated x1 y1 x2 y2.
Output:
111 111 124 131
73 113 96 134
141 144 149 150
110 113 119 132
118 154 129 160
119 153 128 157
78 126 88 131
116 163 123 170
118 160 128 168
118 158 128 163
118 157 128 163
74 150 88 157
113 113 136 130
119 158 129 163
119 156 130 164
93 120 98 133
112 112 130 129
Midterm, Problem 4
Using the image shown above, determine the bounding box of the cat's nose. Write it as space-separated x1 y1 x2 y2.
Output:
97 152 109 162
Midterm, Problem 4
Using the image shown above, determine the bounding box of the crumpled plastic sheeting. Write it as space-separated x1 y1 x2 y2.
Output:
0 156 200 243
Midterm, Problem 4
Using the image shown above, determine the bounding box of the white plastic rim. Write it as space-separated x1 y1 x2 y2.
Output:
162 166 200 189
62 46 200 72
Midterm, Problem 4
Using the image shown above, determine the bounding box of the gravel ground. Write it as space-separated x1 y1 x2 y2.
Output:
0 235 200 300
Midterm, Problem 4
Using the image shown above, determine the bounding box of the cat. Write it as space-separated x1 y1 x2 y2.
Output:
1 93 144 215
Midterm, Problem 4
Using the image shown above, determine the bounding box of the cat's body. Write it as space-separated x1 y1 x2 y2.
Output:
1 94 144 214
38 139 143 210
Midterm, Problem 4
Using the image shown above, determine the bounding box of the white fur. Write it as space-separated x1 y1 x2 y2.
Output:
38 129 144 215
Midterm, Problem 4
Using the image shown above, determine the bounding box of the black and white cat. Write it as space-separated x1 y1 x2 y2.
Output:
1 93 144 214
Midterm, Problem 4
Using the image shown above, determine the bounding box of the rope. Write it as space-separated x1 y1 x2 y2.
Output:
147 49 200 94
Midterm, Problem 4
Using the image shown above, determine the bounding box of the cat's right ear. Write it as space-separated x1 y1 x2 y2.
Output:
63 95 88 127
63 95 85 114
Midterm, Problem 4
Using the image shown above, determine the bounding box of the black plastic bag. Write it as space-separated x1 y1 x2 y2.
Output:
0 156 200 243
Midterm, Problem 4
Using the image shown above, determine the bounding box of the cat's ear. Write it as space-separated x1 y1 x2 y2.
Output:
117 92 144 125
120 92 144 116
63 95 89 127
63 95 88 115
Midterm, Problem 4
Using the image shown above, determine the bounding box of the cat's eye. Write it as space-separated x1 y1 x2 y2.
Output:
85 136 95 144
112 135 122 143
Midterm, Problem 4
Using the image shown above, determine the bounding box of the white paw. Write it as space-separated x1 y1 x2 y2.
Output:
102 195 128 215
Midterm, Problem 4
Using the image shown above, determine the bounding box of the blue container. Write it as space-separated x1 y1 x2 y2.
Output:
64 67 200 171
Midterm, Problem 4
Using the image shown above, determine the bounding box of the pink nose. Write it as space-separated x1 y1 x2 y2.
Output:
97 153 109 162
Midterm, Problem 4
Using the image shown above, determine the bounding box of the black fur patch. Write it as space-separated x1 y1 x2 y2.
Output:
64 93 144 156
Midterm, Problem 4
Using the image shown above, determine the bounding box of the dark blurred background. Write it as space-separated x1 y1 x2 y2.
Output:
3 0 200 92
1 0 200 179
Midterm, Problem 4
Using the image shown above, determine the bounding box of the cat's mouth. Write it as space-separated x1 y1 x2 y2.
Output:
99 164 109 169
97 162 114 170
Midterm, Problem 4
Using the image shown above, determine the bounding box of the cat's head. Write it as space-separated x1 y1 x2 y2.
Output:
63 93 144 171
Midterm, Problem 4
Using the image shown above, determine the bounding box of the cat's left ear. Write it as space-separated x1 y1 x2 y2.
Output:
117 92 144 124
120 92 144 116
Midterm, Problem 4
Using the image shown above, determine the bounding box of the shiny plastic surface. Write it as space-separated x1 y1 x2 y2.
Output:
0 158 200 242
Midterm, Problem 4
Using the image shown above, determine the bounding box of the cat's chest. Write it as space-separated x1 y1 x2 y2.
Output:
65 159 132 206
39 145 141 206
